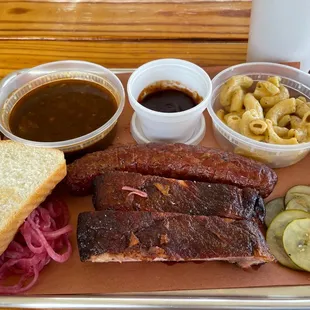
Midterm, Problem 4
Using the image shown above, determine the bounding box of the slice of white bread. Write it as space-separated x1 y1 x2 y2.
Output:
0 141 66 255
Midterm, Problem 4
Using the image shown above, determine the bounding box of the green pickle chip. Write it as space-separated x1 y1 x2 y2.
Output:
283 218 310 272
266 210 310 270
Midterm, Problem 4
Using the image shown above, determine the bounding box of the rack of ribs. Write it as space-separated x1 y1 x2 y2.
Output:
77 211 275 267
66 143 277 197
93 171 265 224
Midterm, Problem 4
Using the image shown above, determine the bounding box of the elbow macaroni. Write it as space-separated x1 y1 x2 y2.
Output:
298 96 307 103
273 126 289 138
239 110 265 141
216 74 310 146
291 115 302 129
287 128 307 143
249 120 267 135
296 99 310 118
260 85 290 108
253 81 280 99
234 147 272 164
219 75 253 107
266 120 298 145
216 109 226 122
226 115 241 133
278 115 291 127
265 98 296 125
302 111 310 125
223 110 245 123
230 88 245 112
244 93 264 119
267 76 281 88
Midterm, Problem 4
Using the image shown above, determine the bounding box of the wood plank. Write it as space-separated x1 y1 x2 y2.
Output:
0 40 247 78
0 0 251 40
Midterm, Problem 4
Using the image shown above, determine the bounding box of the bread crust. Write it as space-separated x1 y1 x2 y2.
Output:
0 141 66 255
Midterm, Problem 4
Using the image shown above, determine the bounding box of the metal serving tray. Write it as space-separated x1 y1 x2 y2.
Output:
0 68 309 310
1 293 310 309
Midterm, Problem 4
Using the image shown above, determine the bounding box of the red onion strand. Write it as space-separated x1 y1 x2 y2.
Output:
122 186 148 198
0 197 72 294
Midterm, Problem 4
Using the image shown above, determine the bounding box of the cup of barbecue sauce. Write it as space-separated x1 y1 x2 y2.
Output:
0 61 125 159
127 59 212 144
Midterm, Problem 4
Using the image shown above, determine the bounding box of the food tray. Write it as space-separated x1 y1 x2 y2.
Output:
0 64 310 310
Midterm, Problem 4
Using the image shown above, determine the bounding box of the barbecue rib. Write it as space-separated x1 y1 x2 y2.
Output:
93 171 265 223
77 211 275 267
66 143 277 197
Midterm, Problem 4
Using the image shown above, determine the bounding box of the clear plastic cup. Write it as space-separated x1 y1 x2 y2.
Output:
127 59 212 143
0 60 125 156
208 62 310 168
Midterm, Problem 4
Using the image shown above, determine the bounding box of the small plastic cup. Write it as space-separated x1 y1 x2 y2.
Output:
0 60 125 157
208 62 310 168
127 59 212 143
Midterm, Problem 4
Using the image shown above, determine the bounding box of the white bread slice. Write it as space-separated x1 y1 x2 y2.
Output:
0 141 66 255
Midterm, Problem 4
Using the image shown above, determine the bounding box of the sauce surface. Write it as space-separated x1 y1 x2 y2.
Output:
139 89 196 113
9 79 117 142
138 81 202 113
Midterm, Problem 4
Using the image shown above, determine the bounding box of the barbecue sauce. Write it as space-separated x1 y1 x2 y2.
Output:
140 89 196 113
9 79 117 142
138 81 202 113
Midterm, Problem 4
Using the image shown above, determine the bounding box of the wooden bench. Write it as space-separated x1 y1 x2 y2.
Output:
0 0 251 78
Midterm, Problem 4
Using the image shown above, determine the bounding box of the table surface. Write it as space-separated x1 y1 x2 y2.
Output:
0 0 251 78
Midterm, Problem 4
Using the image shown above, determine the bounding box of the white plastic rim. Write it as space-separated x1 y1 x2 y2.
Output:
127 58 212 122
0 60 125 149
130 112 206 145
208 62 310 152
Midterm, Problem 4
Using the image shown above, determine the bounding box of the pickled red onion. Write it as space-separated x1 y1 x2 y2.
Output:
122 186 148 198
0 197 72 294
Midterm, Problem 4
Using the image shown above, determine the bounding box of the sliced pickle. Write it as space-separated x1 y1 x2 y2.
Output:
266 210 310 269
286 196 310 213
283 218 310 272
285 185 310 205
265 197 285 227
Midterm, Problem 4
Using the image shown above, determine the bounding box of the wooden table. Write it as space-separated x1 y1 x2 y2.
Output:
0 0 250 78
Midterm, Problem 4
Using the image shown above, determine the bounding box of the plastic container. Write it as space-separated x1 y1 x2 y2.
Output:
127 59 212 143
0 60 125 156
208 62 310 168
131 112 206 145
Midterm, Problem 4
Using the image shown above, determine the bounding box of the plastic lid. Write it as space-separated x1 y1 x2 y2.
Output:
131 112 206 145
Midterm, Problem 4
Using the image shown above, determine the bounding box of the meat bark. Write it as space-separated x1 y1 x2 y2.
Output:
93 171 265 223
77 211 275 267
66 143 277 197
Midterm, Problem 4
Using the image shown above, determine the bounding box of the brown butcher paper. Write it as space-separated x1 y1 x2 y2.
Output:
26 64 310 295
